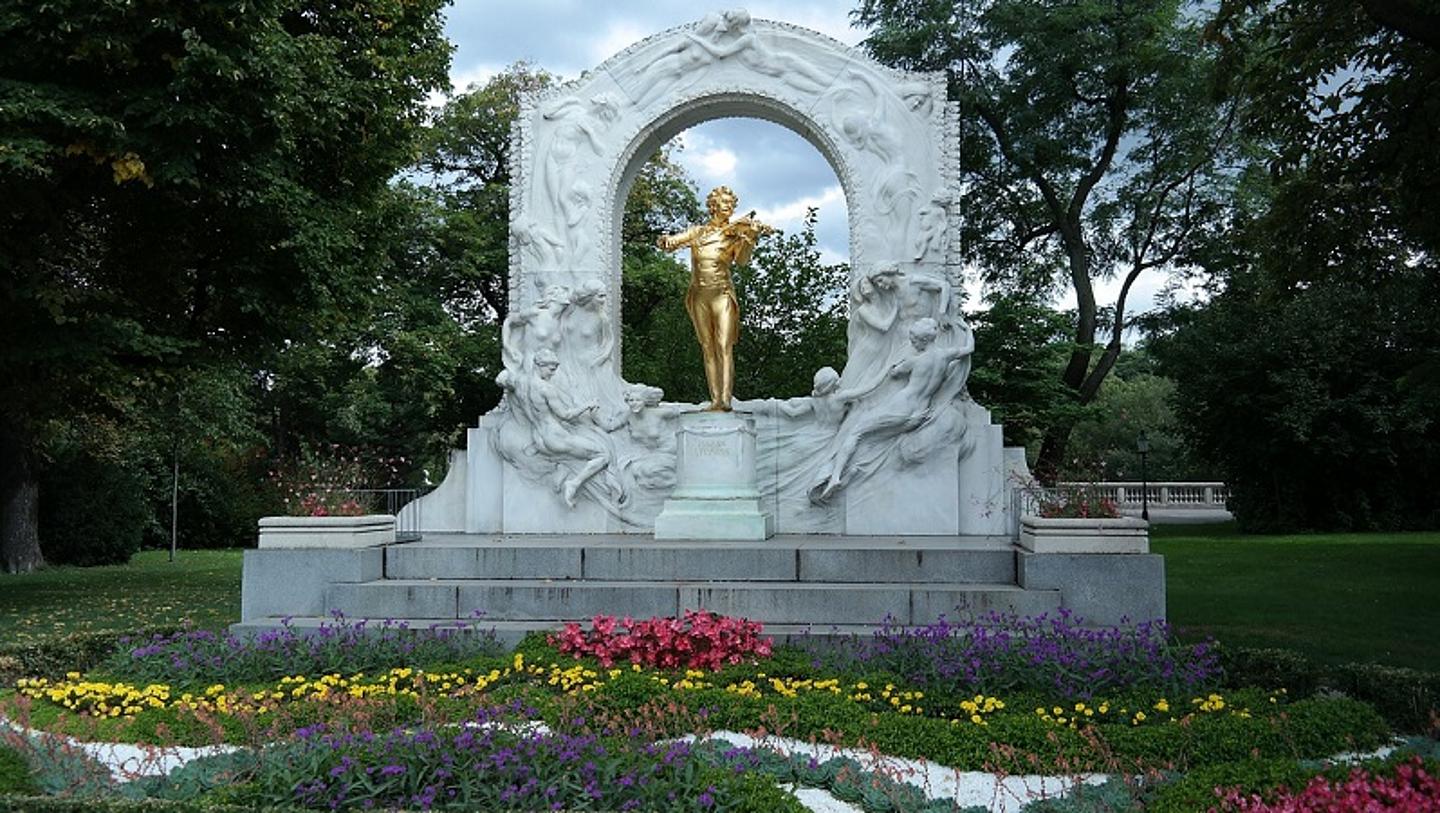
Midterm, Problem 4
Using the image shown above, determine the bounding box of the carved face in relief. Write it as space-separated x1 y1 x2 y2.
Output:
534 349 560 379
575 280 606 309
909 317 939 350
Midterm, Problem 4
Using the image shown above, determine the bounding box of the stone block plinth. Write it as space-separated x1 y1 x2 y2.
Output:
258 515 396 549
1018 515 1149 554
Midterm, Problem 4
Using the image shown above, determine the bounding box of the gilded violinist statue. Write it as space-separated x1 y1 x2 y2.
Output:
658 186 774 411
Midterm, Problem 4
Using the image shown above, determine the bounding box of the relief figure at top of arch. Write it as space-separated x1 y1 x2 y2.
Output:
622 11 834 108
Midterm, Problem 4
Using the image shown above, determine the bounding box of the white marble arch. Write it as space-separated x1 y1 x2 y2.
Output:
507 11 963 345
407 10 1028 537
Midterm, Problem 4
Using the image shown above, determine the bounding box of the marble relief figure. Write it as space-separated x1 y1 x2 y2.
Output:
812 317 975 503
510 349 624 508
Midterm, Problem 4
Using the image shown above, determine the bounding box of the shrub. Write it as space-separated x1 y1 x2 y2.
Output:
0 741 36 796
0 628 182 685
814 610 1221 700
101 615 501 688
1221 645 1440 734
38 445 149 566
550 611 773 670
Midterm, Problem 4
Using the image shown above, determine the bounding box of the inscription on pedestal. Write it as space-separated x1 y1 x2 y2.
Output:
655 411 774 540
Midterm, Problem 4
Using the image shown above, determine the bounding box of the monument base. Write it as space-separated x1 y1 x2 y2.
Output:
653 411 774 541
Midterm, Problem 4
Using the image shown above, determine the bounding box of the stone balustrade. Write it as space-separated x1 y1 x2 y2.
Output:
1055 481 1229 509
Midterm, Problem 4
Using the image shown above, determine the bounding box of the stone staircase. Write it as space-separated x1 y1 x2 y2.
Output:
235 534 1062 645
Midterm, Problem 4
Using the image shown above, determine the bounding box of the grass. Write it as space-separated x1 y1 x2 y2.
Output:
1153 522 1440 672
1 527 1437 674
0 549 243 644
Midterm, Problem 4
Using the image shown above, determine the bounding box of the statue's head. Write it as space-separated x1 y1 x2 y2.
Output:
871 263 902 290
720 9 752 32
812 366 840 396
590 93 620 123
624 383 664 412
706 186 738 219
575 279 606 307
534 348 560 378
909 317 939 349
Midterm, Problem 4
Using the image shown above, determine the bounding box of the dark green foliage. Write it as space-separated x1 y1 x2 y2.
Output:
966 294 1086 454
37 444 148 567
855 0 1238 479
1220 645 1440 735
0 800 302 813
0 0 453 568
0 627 181 685
621 246 708 403
1065 368 1200 481
0 743 36 797
1141 758 1317 813
733 210 850 400
1151 273 1440 532
1220 647 1322 696
1145 1 1440 532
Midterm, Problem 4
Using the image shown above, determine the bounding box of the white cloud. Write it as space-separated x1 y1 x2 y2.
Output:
696 148 738 181
449 63 502 95
589 20 651 65
754 184 845 227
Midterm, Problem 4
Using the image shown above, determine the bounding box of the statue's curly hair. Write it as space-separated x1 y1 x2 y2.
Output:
706 185 738 212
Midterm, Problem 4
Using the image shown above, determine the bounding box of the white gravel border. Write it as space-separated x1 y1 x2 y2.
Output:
3 714 1407 813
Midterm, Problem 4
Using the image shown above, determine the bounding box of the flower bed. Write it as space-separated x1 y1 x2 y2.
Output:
0 611 1426 812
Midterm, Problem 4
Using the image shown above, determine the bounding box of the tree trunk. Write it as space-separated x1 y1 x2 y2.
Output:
0 423 44 574
1033 424 1072 487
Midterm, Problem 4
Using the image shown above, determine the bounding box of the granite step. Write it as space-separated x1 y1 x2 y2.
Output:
323 578 1060 626
383 534 1019 584
228 618 990 649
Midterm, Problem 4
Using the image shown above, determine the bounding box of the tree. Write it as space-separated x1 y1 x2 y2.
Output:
1143 0 1440 531
0 0 451 571
417 65 554 325
1065 363 1198 482
966 294 1087 455
1150 271 1440 531
854 0 1240 480
733 210 851 400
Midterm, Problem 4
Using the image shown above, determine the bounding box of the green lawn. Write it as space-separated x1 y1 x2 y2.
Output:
1 529 1437 674
0 549 243 644
1154 523 1440 672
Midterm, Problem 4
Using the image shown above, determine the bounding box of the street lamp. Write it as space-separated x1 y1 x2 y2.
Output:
1136 430 1151 521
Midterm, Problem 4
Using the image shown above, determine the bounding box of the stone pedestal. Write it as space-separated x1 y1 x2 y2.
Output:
654 412 775 540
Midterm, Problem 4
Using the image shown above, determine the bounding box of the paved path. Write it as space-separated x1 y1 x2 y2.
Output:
1121 507 1234 525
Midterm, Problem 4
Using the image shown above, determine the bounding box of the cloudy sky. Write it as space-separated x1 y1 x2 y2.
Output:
440 1 1184 319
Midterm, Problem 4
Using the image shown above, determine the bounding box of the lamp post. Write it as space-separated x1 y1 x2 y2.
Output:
1136 430 1151 521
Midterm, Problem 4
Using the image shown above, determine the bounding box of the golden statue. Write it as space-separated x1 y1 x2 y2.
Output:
658 186 774 411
